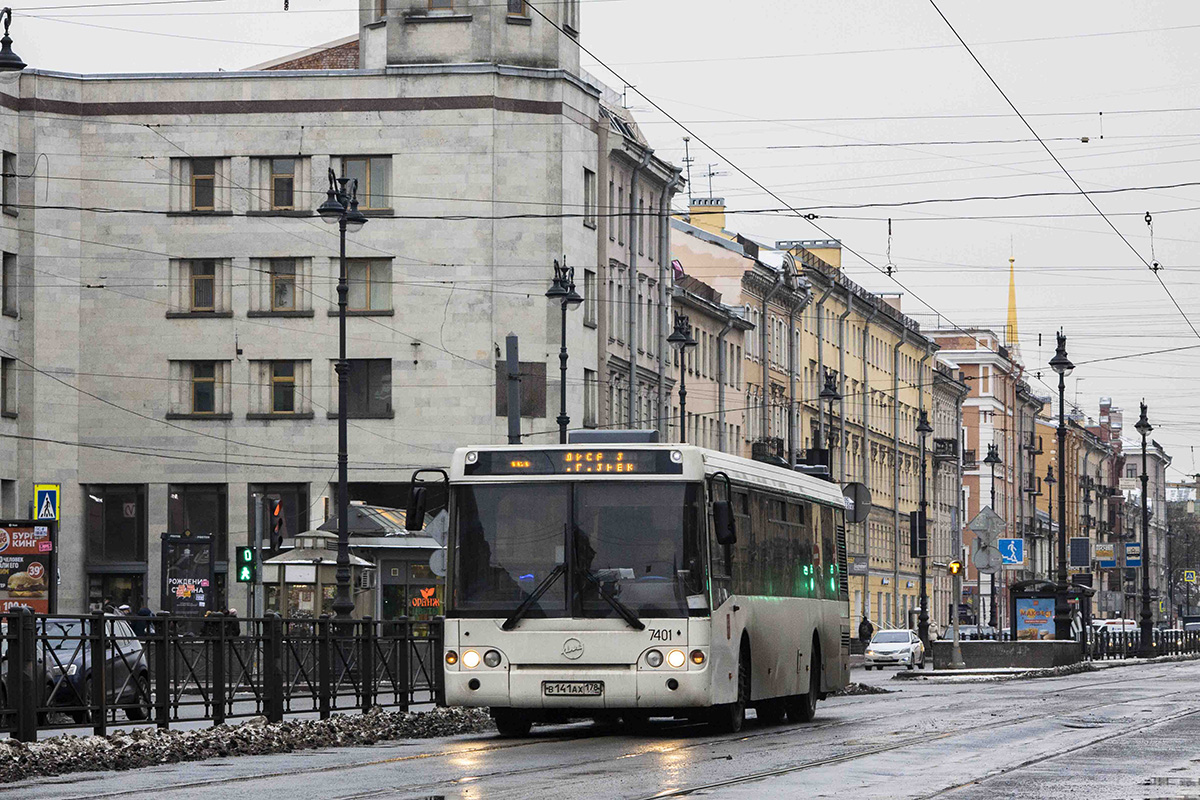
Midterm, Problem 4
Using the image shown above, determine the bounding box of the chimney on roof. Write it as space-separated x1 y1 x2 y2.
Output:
689 196 726 236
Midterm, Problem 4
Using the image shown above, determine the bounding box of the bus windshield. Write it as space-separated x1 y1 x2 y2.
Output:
452 482 706 619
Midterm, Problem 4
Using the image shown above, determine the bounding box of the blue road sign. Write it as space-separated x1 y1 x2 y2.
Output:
1125 542 1142 568
999 537 1025 565
34 483 60 521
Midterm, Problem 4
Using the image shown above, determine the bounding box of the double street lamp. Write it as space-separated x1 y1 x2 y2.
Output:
819 369 841 471
1136 402 1155 657
667 313 697 443
317 169 368 619
983 443 1002 630
1049 330 1074 640
917 408 933 648
545 259 582 444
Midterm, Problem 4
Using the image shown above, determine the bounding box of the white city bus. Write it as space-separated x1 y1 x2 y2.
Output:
421 441 850 736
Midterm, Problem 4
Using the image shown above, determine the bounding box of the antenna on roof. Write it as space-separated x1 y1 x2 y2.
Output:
682 137 694 206
702 164 728 199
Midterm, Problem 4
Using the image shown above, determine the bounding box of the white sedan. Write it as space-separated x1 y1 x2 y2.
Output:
864 629 926 670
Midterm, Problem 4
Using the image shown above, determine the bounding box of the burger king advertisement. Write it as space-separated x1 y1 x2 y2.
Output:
0 523 56 613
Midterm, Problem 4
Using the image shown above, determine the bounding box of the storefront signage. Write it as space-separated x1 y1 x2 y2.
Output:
411 586 440 609
0 523 55 613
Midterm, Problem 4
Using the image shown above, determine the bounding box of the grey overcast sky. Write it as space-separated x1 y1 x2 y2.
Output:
11 0 1200 475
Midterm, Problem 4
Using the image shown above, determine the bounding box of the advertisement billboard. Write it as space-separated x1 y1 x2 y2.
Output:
0 522 56 613
1014 597 1055 640
160 532 216 618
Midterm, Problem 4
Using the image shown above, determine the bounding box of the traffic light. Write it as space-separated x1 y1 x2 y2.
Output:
268 495 286 551
235 546 256 583
908 511 927 559
948 560 963 576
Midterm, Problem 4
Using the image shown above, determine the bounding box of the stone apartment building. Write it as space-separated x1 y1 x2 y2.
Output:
0 0 682 613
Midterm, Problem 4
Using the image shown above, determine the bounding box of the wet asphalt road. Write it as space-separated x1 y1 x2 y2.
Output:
10 660 1200 800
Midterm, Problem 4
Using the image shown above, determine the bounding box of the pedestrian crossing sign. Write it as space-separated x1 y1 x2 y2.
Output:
34 484 60 521
1186 570 1197 584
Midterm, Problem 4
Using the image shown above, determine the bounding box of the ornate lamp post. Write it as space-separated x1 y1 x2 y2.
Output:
1045 464 1056 581
545 259 583 444
0 10 27 73
667 313 698 443
1049 330 1074 640
819 370 841 472
917 408 934 648
1136 402 1155 657
317 169 367 619
983 443 1002 630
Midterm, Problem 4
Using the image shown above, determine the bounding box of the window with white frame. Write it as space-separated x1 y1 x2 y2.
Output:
608 181 615 241
169 360 231 417
563 0 579 33
249 360 312 417
169 259 231 315
583 268 597 327
337 258 392 312
584 368 597 427
340 156 391 211
583 168 597 228
2 251 15 317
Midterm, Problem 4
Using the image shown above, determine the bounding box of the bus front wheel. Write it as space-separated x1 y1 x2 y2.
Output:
711 643 750 734
491 708 533 738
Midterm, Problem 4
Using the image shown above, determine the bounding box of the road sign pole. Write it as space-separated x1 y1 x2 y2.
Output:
254 494 264 619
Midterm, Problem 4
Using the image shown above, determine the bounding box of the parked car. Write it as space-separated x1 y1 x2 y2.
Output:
3 616 151 724
864 629 925 670
939 624 997 641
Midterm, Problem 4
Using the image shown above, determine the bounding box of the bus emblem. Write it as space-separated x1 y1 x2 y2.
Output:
562 638 584 660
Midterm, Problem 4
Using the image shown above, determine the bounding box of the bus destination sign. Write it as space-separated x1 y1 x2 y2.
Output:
464 449 683 476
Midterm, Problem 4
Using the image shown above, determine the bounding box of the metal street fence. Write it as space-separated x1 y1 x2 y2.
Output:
1090 628 1200 661
1 608 445 743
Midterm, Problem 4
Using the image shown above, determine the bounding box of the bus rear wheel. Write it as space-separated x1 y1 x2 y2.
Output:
787 642 820 723
491 708 533 738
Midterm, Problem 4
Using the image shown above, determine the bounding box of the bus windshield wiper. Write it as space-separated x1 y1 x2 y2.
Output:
579 569 645 631
502 563 566 631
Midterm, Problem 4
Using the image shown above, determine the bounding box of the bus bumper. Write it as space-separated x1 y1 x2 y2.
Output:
446 665 712 710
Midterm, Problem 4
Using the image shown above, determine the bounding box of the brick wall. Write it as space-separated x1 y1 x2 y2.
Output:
264 40 359 70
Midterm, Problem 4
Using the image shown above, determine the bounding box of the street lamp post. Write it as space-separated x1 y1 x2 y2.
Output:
545 259 583 444
317 168 367 619
917 408 934 648
1049 330 1074 640
819 370 841 473
667 313 698 442
984 443 1002 630
1045 464 1056 582
1136 402 1155 657
0 10 27 73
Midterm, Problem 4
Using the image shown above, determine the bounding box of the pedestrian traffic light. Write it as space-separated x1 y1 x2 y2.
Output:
235 546 256 583
948 560 963 576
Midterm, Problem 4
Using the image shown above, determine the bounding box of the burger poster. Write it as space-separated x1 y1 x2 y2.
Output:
0 525 54 613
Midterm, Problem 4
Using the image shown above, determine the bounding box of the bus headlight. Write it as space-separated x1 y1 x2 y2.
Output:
670 450 683 463
646 649 664 668
483 649 502 668
667 649 686 668
462 649 481 669
690 649 705 666
445 650 458 666
466 451 478 464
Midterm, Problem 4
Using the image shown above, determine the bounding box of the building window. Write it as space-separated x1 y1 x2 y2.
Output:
341 156 391 211
346 358 392 418
637 199 645 255
271 259 296 311
191 157 215 211
2 251 14 316
271 158 295 210
507 0 526 14
429 0 453 7
563 0 578 32
584 368 597 427
191 260 215 311
617 187 625 245
85 484 148 565
168 484 229 561
272 361 295 413
583 268 597 326
170 360 230 418
583 168 597 228
2 151 14 215
1 357 14 416
346 258 392 311
376 0 387 19
608 181 615 240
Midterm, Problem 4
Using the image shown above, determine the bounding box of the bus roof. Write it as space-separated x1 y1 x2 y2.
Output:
449 444 848 509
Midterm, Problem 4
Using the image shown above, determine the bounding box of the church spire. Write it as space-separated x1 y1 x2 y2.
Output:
1006 255 1021 360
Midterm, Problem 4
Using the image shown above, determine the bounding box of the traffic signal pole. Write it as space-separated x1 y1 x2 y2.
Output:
254 493 264 619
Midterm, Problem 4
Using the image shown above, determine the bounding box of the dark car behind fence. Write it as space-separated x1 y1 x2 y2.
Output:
1 608 444 742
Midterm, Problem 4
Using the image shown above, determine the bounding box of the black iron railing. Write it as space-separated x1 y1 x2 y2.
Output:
1 608 443 742
1090 628 1200 660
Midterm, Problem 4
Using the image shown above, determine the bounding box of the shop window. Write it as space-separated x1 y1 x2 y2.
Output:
85 484 148 564
168 483 229 560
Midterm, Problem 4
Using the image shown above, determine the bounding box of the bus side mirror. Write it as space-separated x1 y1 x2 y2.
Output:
406 486 428 531
713 501 737 546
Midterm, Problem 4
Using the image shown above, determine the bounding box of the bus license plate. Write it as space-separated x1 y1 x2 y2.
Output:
543 681 604 697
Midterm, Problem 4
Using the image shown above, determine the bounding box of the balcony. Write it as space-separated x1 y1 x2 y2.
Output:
963 448 977 469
